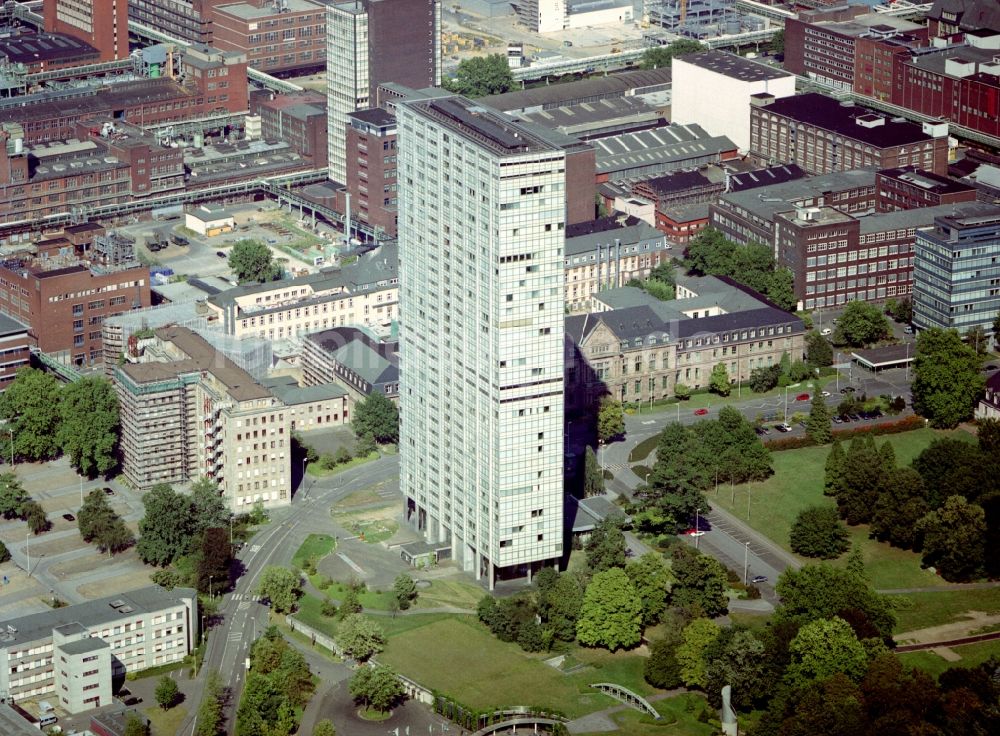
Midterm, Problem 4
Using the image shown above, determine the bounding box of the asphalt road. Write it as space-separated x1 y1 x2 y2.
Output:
183 455 400 734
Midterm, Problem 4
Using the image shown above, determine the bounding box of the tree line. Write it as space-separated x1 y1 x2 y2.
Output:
0 367 119 476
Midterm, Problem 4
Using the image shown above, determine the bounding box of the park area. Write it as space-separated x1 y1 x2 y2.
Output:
709 428 977 592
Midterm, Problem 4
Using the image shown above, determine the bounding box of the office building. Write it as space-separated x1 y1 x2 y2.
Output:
302 326 399 402
513 0 566 33
345 107 398 237
672 51 796 152
749 93 950 176
262 375 352 432
913 208 1000 334
127 0 215 45
251 91 328 168
926 0 1000 38
114 324 292 507
876 166 978 212
210 0 327 75
44 0 129 62
326 0 440 183
0 586 196 712
397 92 565 587
0 314 30 391
566 277 806 408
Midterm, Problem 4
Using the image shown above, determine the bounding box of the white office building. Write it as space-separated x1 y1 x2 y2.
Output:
326 1 370 183
398 93 566 588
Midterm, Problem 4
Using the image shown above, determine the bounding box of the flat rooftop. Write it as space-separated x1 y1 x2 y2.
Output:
412 95 558 154
483 67 673 112
878 166 976 194
593 123 736 175
0 32 98 64
214 0 323 20
758 93 938 148
676 50 794 82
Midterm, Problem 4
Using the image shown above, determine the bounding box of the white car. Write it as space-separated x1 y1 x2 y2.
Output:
821 328 832 336
821 391 831 397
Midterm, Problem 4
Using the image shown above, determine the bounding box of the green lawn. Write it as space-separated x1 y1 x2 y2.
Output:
710 428 974 590
898 639 1000 679
145 704 188 736
292 533 337 568
629 436 660 463
307 452 378 477
890 588 1000 633
377 615 659 719
413 578 485 611
576 693 717 736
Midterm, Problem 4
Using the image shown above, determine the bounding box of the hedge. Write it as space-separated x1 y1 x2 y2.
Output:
763 414 925 451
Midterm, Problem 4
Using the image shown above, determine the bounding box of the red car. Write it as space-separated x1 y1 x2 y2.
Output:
694 408 709 416
795 393 810 401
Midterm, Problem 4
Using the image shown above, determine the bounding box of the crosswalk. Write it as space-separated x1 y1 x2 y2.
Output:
230 593 262 602
604 463 630 473
227 630 243 643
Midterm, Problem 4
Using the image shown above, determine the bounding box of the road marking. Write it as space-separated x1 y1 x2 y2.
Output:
249 545 261 554
641 420 656 425
337 552 365 576
238 602 249 611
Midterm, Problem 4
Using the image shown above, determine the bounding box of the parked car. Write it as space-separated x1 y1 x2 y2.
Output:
840 386 856 394
821 391 831 397
684 529 706 537
821 328 832 336
754 426 770 436
832 415 844 424
776 423 792 432
103 487 115 496
694 408 709 416
171 235 189 246
849 414 862 422
751 575 768 584
795 393 810 401
62 513 75 522
903 325 914 334
216 251 226 258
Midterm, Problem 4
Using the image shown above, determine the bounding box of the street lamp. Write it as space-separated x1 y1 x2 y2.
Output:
7 427 12 466
743 541 750 585
229 516 234 546
209 575 214 600
783 383 801 424
644 472 651 486
598 440 604 476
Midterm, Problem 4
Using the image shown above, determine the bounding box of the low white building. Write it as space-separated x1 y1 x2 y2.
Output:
185 205 236 236
672 50 796 152
566 0 633 28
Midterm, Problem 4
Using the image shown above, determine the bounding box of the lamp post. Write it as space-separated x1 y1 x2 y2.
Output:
209 575 213 600
7 427 12 466
676 401 680 424
783 383 801 424
598 440 604 476
229 516 234 546
644 472 650 486
743 541 750 585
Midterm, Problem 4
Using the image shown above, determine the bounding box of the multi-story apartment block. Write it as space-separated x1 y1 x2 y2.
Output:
0 314 30 391
204 242 398 340
565 277 806 407
326 0 440 183
114 324 292 508
0 229 150 366
127 0 215 45
0 586 196 713
210 0 326 75
262 374 352 432
563 217 670 313
913 207 1000 334
345 107 398 237
44 0 129 62
749 93 950 176
397 92 566 587
876 166 978 212
302 326 399 401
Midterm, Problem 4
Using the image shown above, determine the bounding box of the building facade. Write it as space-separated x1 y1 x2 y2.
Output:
0 586 196 712
398 92 565 587
913 208 1000 334
251 91 327 168
114 325 292 509
210 0 326 75
345 107 398 237
44 0 129 62
0 314 31 391
301 326 399 401
326 0 440 183
749 93 950 176
876 166 978 212
127 0 215 45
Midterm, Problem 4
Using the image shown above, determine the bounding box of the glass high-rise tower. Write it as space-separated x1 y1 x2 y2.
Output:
398 93 566 588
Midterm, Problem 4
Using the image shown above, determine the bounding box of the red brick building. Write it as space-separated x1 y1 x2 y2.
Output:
210 0 326 75
43 0 128 62
345 107 398 238
0 314 31 392
655 203 710 246
876 166 978 212
0 228 150 365
251 90 327 168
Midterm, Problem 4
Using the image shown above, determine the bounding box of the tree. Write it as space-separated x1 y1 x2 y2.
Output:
256 566 302 613
776 672 869 736
676 617 721 688
911 437 988 507
670 544 729 617
625 552 672 626
749 364 782 393
582 445 605 498
994 310 1000 349
354 433 377 458
335 614 385 661
710 362 731 396
0 472 27 519
228 239 280 283
313 720 336 736
805 392 832 444
644 635 683 688
195 671 224 736
585 516 627 573
770 28 785 55
0 367 62 460
832 301 890 347
538 572 583 643
705 629 769 710
576 568 642 650
775 564 895 640
137 484 194 567
785 616 868 688
392 573 417 611
640 39 704 68
444 54 512 97
349 664 405 713
824 440 846 497
23 499 49 535
597 397 625 442
683 229 796 310
836 434 888 525
790 506 849 559
77 489 133 554
0 540 9 563
965 325 989 357
190 478 231 536
155 675 180 709
124 715 150 736
917 495 986 582
57 376 119 476
674 382 691 400
196 527 232 595
351 391 399 444
912 327 985 428
806 331 834 368
871 467 929 550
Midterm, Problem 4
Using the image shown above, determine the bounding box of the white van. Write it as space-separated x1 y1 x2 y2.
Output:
39 713 58 727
